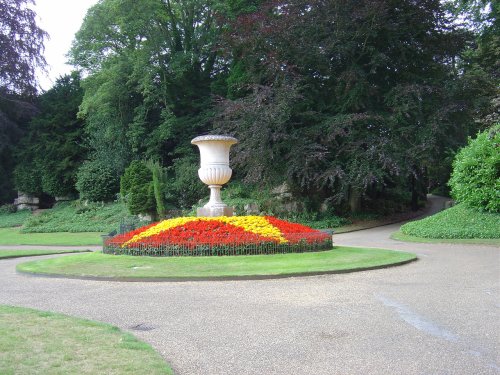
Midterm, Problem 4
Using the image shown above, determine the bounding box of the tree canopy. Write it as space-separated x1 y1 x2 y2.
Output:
0 0 47 96
3 0 498 216
14 72 85 197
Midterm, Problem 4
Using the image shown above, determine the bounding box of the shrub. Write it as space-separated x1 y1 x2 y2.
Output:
168 157 206 209
40 165 77 198
76 161 119 202
146 160 168 218
120 161 155 216
448 125 500 212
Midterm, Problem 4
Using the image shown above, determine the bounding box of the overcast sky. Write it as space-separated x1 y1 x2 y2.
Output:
33 0 99 91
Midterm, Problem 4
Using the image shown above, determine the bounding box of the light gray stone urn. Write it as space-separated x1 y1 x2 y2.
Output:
191 135 238 217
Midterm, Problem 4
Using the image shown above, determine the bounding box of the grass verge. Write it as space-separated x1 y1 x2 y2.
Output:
391 231 500 246
16 247 416 280
0 249 91 259
400 203 500 239
0 228 103 246
0 305 172 375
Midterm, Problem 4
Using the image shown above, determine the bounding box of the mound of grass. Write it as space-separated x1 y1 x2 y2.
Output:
0 228 102 246
0 305 172 375
0 209 32 228
400 203 500 239
16 247 416 280
22 201 130 233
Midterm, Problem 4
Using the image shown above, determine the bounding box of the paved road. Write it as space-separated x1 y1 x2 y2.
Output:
0 197 498 374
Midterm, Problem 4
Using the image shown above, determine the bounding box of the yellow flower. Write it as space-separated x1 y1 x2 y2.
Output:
123 215 288 246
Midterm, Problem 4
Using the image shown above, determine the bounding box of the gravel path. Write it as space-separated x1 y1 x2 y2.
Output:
0 196 498 374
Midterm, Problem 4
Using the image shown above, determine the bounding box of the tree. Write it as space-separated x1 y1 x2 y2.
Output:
215 0 472 212
0 91 39 202
14 72 86 197
0 0 47 95
69 0 224 175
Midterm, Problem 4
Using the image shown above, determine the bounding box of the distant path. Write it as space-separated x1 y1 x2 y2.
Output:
0 195 498 375
332 194 449 251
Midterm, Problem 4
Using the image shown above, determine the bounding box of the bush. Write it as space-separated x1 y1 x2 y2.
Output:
448 125 500 212
76 161 120 202
120 161 155 216
146 160 168 218
40 164 77 198
168 157 206 209
401 203 500 239
285 211 350 229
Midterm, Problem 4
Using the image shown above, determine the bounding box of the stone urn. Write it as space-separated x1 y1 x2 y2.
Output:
191 135 238 217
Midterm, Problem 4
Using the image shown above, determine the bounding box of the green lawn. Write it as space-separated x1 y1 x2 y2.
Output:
0 305 172 375
400 203 500 239
0 228 103 246
391 231 500 246
17 247 416 280
0 249 91 259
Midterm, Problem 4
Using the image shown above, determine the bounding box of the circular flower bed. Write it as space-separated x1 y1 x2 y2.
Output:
104 216 332 256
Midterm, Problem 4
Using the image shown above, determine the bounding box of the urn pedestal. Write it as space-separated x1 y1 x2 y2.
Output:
191 135 238 217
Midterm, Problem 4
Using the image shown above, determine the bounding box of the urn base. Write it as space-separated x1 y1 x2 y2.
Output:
197 206 234 217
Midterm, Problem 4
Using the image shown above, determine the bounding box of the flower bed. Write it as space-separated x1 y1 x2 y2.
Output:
104 216 332 256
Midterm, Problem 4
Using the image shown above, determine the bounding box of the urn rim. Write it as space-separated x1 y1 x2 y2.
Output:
191 135 238 145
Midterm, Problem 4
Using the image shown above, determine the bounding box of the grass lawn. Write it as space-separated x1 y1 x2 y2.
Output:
0 305 172 375
400 203 500 239
16 247 416 280
391 231 500 246
0 228 103 246
0 249 91 259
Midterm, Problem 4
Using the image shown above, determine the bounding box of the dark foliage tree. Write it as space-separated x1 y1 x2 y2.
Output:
215 0 488 212
0 91 39 202
0 0 47 203
0 0 47 96
14 72 85 197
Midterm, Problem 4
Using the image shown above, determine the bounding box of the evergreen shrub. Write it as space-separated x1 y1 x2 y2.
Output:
120 161 155 216
448 125 499 212
76 161 119 202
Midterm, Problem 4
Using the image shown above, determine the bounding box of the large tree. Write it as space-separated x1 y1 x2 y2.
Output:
69 0 224 171
0 0 47 204
0 0 47 96
14 72 85 197
215 0 478 212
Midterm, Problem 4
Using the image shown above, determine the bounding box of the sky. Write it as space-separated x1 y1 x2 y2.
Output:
33 0 99 91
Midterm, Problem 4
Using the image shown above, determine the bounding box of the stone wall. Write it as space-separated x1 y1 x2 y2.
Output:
14 192 39 211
